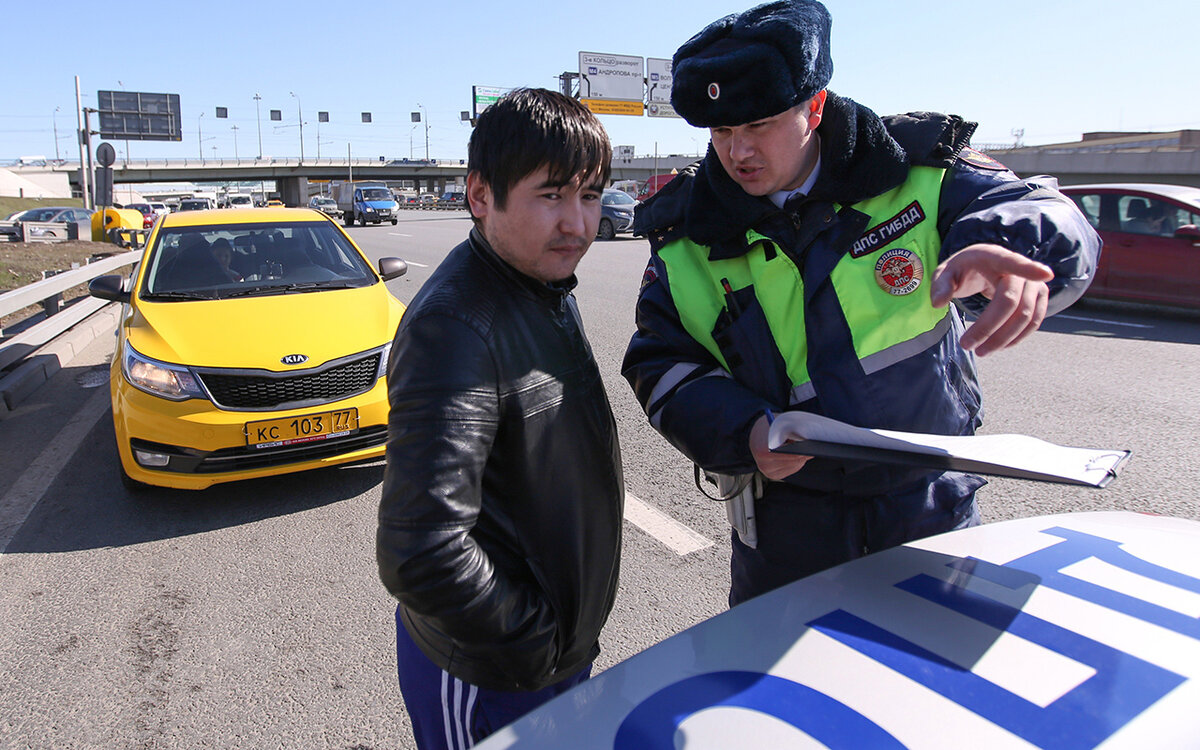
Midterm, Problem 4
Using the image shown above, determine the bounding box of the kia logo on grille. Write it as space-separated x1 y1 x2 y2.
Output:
281 354 309 366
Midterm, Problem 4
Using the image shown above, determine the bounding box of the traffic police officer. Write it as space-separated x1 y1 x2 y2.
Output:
622 0 1101 606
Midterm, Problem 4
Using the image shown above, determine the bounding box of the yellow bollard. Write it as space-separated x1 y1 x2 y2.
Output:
91 207 144 242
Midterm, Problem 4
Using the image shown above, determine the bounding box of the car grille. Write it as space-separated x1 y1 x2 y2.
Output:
197 352 382 410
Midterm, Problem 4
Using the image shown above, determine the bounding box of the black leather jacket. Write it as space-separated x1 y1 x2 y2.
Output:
377 229 624 692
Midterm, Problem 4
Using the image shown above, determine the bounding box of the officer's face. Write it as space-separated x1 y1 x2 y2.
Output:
467 165 603 284
709 94 826 197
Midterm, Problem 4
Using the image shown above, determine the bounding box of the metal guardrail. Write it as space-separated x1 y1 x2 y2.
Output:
397 200 466 211
0 250 141 372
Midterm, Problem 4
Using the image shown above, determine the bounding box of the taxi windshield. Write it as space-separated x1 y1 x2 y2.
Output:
141 221 377 299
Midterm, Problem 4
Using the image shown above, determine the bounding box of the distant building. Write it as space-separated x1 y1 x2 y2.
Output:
981 130 1200 188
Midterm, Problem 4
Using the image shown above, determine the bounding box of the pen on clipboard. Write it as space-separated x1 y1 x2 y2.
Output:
764 408 775 425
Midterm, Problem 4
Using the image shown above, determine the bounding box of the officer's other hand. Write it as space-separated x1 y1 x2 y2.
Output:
930 243 1053 356
750 414 811 480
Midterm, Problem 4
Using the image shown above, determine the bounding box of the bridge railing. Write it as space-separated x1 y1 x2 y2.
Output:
14 156 460 169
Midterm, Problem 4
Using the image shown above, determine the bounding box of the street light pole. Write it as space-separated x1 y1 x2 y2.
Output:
231 124 239 160
75 75 90 209
198 111 205 163
53 107 61 161
290 91 304 165
418 103 429 161
253 93 263 159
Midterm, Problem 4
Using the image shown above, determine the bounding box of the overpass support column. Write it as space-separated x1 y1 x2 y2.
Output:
278 177 309 207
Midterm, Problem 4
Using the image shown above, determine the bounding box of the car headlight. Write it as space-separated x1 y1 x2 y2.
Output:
377 342 392 381
122 345 207 401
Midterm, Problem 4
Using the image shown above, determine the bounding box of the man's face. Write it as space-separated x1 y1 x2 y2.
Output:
467 165 603 284
709 94 825 197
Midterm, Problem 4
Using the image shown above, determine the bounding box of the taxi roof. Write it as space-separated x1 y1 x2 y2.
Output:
160 207 327 228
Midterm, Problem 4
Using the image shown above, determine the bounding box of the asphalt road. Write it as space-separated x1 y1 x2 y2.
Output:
1 212 1198 748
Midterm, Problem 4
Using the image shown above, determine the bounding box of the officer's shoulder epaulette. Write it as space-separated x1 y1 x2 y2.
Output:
883 111 979 168
646 223 689 252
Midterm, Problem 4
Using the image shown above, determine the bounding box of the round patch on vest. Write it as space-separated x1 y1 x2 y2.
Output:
708 82 720 100
874 248 924 296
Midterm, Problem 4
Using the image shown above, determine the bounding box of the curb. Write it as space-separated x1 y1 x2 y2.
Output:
0 304 119 414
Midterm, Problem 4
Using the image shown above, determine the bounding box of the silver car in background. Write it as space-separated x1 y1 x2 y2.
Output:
308 196 343 219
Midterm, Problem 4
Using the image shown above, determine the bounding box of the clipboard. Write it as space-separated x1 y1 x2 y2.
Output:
768 412 1131 488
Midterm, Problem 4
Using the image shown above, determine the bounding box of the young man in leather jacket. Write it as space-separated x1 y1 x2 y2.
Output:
377 88 624 749
622 0 1101 607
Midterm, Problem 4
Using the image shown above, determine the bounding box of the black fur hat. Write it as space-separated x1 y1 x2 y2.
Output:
671 0 833 127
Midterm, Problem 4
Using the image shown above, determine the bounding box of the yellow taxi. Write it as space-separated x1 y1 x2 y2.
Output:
88 207 408 490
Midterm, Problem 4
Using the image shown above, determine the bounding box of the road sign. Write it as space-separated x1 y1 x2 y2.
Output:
473 86 512 119
646 58 680 119
97 90 182 141
95 142 116 167
579 52 644 116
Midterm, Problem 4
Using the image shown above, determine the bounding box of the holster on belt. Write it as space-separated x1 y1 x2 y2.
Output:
696 467 764 549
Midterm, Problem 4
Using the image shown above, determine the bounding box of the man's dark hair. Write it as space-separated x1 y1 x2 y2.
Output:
468 88 612 213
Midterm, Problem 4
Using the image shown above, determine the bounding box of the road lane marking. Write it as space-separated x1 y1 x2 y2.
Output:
388 233 413 237
624 493 714 556
0 386 111 555
1055 314 1153 329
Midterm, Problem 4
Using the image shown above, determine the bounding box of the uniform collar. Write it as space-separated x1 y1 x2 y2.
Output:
769 153 822 209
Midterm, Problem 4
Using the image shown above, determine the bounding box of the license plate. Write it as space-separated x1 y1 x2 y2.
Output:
245 408 358 448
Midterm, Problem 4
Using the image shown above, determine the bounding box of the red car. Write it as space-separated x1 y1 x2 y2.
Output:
1061 183 1200 309
123 203 158 230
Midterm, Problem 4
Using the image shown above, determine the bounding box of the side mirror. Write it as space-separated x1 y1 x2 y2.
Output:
1173 224 1200 244
379 257 408 281
88 274 131 303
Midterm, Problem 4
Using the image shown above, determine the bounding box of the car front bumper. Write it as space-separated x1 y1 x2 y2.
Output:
111 367 391 490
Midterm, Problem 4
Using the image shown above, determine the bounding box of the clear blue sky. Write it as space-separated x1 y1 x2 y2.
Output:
4 0 1192 163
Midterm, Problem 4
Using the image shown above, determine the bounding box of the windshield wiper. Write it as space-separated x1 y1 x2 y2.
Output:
287 281 364 291
140 290 217 301
221 285 284 299
221 280 366 298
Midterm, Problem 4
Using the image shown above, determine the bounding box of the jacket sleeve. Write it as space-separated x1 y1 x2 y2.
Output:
936 157 1101 316
377 312 560 686
621 255 771 475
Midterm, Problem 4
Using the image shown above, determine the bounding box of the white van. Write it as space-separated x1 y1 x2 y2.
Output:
610 180 639 199
227 194 255 209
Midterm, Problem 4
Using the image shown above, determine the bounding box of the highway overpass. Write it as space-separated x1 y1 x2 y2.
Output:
6 129 1198 205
